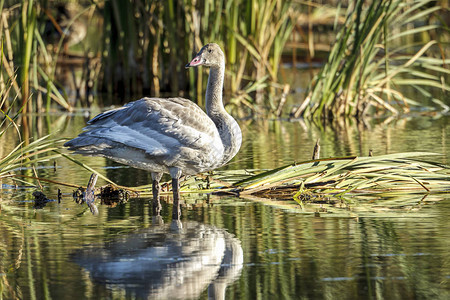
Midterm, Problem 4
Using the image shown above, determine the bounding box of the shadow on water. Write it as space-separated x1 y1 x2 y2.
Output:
72 218 243 299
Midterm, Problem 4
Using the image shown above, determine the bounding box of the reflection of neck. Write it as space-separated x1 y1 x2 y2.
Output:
208 282 227 300
205 63 225 117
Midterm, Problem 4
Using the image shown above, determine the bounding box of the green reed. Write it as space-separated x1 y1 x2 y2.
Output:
98 0 296 111
1 0 447 118
1 1 72 113
0 42 65 185
19 0 36 112
293 0 449 120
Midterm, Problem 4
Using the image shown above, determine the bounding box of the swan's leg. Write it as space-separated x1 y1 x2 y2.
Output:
170 168 182 220
171 177 180 219
151 172 163 215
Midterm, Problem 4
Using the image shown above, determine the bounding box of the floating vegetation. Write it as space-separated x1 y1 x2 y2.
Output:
73 185 133 204
32 190 54 209
3 148 448 215
150 152 450 201
144 152 446 215
235 153 450 195
70 173 135 215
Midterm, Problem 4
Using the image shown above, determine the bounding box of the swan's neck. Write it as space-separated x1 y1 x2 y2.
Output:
205 63 226 116
205 63 242 165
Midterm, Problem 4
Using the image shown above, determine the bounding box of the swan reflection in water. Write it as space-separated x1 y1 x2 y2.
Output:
73 217 243 299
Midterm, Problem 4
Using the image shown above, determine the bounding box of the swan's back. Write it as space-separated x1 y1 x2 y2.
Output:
65 97 225 175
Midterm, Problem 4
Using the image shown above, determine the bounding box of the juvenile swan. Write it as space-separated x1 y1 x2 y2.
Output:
65 43 242 217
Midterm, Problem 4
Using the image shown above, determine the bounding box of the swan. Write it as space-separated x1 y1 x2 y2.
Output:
65 43 242 218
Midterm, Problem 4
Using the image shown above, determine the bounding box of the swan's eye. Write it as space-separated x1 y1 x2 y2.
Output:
208 49 212 53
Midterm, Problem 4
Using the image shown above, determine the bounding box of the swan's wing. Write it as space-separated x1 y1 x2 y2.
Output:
65 98 222 158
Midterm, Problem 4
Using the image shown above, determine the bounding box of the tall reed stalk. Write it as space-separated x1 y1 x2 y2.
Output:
1 1 77 113
295 0 449 120
98 0 296 111
19 0 36 113
2 0 447 117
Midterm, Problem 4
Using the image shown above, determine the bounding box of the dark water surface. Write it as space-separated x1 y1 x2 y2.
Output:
1 113 449 299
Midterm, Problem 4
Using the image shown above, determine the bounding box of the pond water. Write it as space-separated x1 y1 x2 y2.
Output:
1 112 449 299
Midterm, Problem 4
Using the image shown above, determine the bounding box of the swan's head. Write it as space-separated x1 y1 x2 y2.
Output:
185 43 225 69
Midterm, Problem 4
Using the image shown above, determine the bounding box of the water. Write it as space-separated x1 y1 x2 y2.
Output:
0 113 449 299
